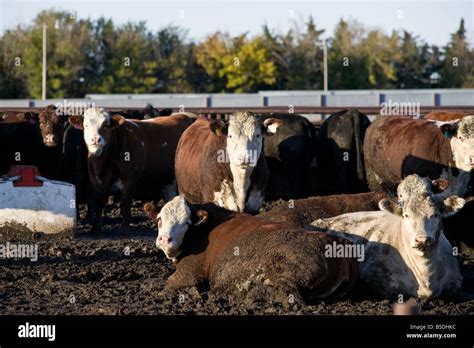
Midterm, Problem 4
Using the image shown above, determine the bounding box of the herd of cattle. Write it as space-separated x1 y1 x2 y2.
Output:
1 105 473 304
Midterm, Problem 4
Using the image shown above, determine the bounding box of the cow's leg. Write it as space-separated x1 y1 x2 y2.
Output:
90 192 105 234
164 256 205 292
119 182 135 235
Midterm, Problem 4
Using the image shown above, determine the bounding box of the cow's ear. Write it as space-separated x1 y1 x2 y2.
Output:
143 202 159 220
440 123 458 139
379 198 402 216
109 115 125 128
263 118 283 135
193 210 208 226
69 115 83 130
210 120 228 137
431 179 449 194
440 196 465 217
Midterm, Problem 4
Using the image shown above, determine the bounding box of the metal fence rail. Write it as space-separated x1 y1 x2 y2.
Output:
2 105 474 116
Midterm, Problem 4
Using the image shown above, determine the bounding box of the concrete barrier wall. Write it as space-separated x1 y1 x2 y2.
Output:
2 89 473 108
383 93 435 106
267 95 322 107
209 94 263 107
325 94 379 107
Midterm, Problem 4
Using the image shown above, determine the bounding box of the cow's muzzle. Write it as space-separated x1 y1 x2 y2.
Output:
44 134 58 147
414 235 435 251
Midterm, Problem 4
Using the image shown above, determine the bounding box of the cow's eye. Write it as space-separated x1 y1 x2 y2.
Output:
256 134 260 138
458 136 464 141
157 217 162 229
404 214 409 218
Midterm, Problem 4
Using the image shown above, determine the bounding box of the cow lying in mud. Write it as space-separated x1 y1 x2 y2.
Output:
144 197 359 304
312 175 464 300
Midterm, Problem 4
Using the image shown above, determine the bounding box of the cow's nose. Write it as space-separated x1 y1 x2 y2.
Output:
44 134 57 145
415 235 432 247
237 154 250 165
158 235 172 245
469 155 474 164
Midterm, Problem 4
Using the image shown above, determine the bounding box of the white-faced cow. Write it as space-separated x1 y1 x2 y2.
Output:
175 111 282 213
144 196 359 304
364 115 474 197
312 175 464 299
69 108 195 233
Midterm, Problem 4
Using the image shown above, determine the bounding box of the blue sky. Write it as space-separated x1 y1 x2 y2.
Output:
0 0 472 46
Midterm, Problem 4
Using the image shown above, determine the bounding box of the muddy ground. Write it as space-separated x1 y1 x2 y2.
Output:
0 200 473 315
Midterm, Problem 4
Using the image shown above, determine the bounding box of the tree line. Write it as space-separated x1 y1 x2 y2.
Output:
0 10 473 98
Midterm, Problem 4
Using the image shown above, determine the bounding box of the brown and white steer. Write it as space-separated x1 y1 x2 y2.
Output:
312 175 464 299
144 197 359 304
175 111 282 213
364 115 474 197
69 108 195 233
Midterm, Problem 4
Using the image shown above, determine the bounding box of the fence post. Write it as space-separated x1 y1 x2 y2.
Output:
321 94 327 122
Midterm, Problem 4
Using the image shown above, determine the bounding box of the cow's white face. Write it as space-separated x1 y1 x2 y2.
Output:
212 112 282 168
227 114 262 168
400 198 442 251
444 116 474 171
155 196 192 259
83 108 109 156
380 175 465 253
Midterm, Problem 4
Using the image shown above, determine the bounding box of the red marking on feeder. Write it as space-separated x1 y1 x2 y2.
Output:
7 165 43 187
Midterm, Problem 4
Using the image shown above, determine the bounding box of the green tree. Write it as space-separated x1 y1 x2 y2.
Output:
222 36 277 92
441 18 474 87
328 19 369 89
395 31 427 88
262 16 325 90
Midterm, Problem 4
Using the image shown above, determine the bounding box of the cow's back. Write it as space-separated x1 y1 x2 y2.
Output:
364 116 453 191
424 111 468 122
260 191 387 228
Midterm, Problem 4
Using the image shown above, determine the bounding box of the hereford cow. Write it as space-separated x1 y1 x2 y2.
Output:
364 115 474 197
317 109 371 194
175 111 282 213
312 175 464 299
69 108 195 233
259 191 387 229
144 197 359 304
261 113 317 199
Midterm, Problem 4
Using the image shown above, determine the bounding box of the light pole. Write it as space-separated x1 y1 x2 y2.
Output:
42 23 47 100
323 38 328 91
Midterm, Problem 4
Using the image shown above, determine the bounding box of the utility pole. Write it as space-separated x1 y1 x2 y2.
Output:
42 23 47 100
323 38 328 92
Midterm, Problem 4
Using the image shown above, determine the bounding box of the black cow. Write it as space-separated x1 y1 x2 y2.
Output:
0 109 65 180
316 109 371 194
262 113 317 199
114 104 173 120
